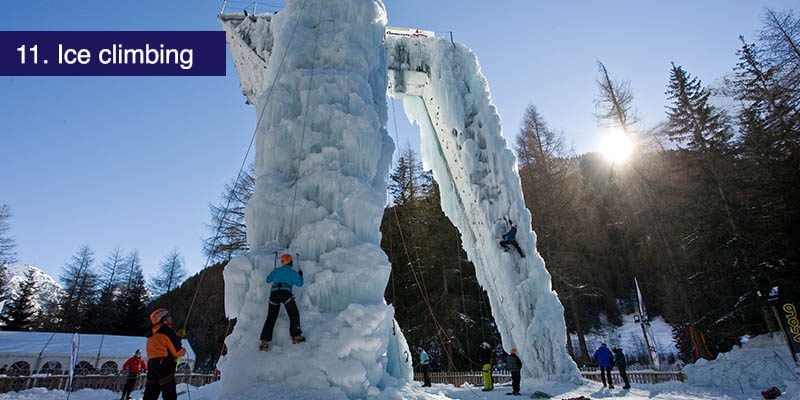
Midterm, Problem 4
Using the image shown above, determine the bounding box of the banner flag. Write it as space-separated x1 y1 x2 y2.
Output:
635 277 660 367
67 333 80 392
780 301 800 353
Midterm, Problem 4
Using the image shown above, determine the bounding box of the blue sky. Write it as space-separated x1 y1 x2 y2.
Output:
2 0 795 281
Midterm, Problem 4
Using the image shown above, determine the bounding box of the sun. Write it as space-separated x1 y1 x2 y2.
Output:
599 129 635 164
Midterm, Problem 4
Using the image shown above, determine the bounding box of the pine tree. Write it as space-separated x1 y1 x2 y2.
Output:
57 245 99 332
83 248 127 333
1 269 38 331
729 21 800 318
121 251 143 293
665 63 734 151
115 261 149 335
595 62 699 348
150 249 187 297
0 204 15 267
594 61 640 133
98 248 126 298
0 204 16 300
514 104 609 362
760 9 800 94
663 63 769 349
204 165 254 263
382 147 497 370
388 145 431 206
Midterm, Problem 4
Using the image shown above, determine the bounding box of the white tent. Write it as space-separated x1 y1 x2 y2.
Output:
0 331 196 376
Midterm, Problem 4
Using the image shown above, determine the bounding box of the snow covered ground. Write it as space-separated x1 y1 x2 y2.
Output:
2 378 797 400
3 333 796 399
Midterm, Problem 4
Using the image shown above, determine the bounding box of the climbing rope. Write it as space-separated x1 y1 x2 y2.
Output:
385 210 406 369
388 98 456 371
288 0 326 245
181 2 315 394
454 239 480 369
182 0 312 340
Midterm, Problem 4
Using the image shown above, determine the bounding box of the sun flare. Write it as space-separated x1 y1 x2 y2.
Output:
600 130 634 164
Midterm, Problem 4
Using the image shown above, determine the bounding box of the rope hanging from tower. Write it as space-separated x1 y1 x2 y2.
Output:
182 0 312 334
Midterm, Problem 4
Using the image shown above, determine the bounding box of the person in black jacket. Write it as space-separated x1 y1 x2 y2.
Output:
505 348 523 395
612 347 630 389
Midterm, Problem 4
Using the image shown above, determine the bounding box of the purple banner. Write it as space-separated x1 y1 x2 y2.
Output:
0 31 225 76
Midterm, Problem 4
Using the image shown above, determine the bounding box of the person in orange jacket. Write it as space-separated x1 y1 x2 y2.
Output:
120 349 147 400
144 308 186 400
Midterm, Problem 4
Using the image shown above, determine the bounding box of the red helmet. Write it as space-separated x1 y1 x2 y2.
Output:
150 308 170 325
280 253 293 265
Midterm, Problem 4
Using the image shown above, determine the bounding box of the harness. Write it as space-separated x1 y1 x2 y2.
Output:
271 282 292 292
269 294 295 306
269 283 295 305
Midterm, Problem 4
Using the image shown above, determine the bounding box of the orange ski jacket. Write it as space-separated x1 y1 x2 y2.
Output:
146 322 186 360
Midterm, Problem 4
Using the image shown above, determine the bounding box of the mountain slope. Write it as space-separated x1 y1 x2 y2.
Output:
4 264 63 313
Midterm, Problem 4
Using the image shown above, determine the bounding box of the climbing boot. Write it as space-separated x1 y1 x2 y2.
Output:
259 340 270 351
292 335 306 344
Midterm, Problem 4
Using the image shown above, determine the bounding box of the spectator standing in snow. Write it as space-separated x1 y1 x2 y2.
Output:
259 253 305 351
120 349 147 400
144 308 186 400
499 223 525 257
612 347 630 389
593 343 614 388
479 342 495 391
505 348 523 396
419 348 431 387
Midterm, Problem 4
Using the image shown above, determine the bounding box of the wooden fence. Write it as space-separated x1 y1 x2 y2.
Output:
0 373 219 393
579 368 685 385
413 371 511 387
413 367 684 387
1 368 684 393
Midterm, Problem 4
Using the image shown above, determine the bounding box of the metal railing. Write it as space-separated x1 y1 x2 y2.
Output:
219 0 283 16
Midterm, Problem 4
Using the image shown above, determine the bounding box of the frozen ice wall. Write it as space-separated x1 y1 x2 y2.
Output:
218 1 411 399
385 36 580 381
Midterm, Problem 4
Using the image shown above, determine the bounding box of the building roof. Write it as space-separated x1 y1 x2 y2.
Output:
0 331 195 360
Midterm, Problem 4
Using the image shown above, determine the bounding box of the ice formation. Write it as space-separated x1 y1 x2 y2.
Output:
384 36 578 381
218 1 408 399
218 0 577 397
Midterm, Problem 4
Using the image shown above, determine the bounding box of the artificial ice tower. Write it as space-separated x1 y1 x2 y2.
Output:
218 0 579 398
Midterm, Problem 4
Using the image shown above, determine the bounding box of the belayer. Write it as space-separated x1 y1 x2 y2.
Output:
120 349 146 400
259 253 305 351
144 308 186 400
500 223 525 257
479 342 495 391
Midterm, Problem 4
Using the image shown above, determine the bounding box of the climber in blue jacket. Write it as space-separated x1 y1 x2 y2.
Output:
259 253 305 351
500 223 525 257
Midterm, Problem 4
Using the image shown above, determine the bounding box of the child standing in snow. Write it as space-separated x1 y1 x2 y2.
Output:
259 253 305 351
419 348 431 387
